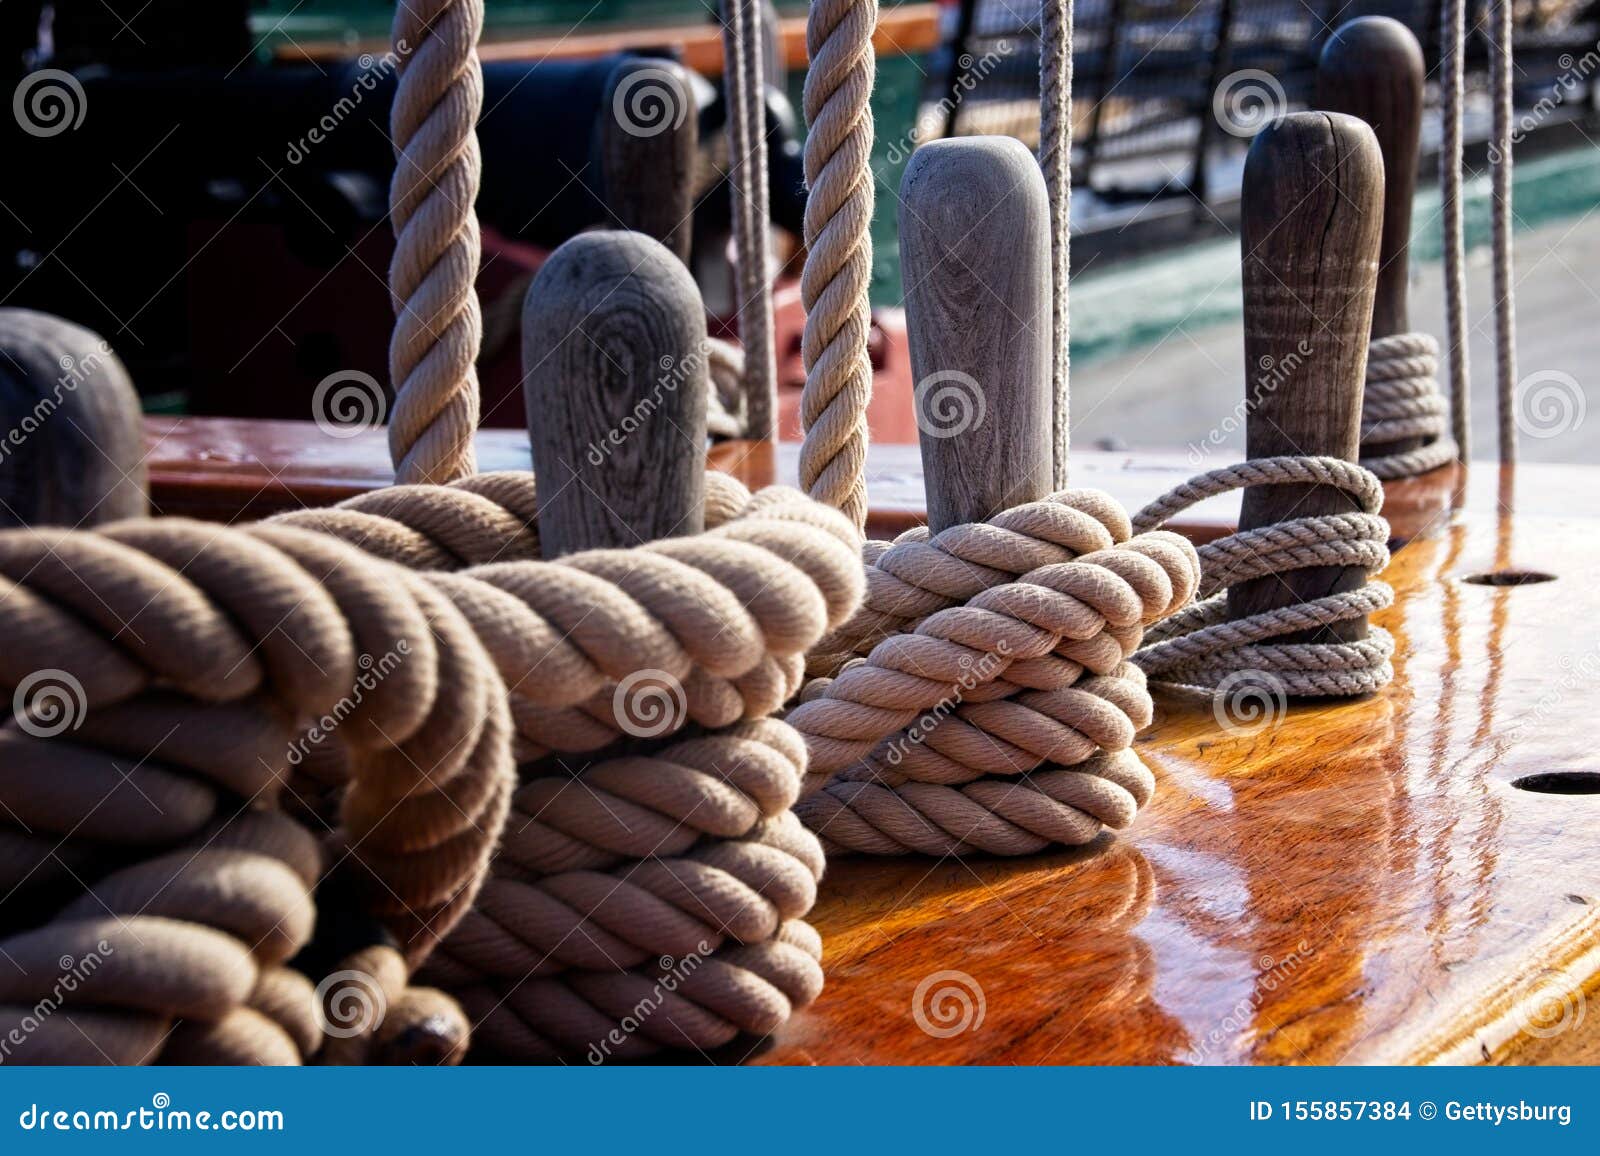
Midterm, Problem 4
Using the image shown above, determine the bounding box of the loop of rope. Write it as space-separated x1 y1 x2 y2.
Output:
1128 456 1396 698
799 0 876 531
787 501 1201 856
387 0 485 485
1361 333 1458 478
0 521 517 1063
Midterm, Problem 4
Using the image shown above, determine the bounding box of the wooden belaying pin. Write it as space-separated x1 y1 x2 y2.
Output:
522 231 708 557
1317 15 1426 460
598 57 697 264
1230 111 1384 641
0 310 147 528
898 136 1055 534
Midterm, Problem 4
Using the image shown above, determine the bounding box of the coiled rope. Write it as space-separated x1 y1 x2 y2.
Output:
0 520 515 1063
800 0 876 531
386 0 484 484
788 505 1201 856
1128 457 1395 698
1361 332 1457 478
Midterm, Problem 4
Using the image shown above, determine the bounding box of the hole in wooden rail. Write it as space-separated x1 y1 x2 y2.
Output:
1511 772 1600 795
1460 569 1557 587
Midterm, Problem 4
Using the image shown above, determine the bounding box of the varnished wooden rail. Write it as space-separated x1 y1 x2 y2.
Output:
273 5 942 73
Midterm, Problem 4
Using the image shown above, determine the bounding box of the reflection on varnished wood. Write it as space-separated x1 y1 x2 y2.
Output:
757 463 1600 1065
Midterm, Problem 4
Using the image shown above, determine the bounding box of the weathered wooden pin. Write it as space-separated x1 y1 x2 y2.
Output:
1230 111 1384 640
0 309 147 527
1317 15 1426 459
523 231 708 557
899 136 1054 534
599 57 697 264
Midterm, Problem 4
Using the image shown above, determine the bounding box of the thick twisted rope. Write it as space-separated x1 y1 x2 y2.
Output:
788 512 1200 856
0 521 516 1063
386 0 485 484
271 476 865 1058
1041 0 1071 487
800 0 876 530
1129 457 1395 698
1361 333 1458 478
277 476 863 761
723 0 779 438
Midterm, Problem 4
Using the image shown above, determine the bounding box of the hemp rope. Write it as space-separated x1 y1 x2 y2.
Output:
723 0 780 439
800 0 876 531
1440 0 1470 457
0 521 516 1063
1489 0 1518 463
386 0 485 484
1361 332 1458 478
1128 456 1396 698
1040 0 1071 487
268 475 864 1058
788 513 1201 856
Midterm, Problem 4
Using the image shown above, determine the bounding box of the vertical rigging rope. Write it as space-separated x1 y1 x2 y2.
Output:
723 0 780 439
800 0 876 532
1489 0 1518 463
1040 0 1071 488
1439 0 1470 459
386 0 485 485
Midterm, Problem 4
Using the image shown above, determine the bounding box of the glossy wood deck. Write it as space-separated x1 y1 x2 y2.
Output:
756 463 1600 1065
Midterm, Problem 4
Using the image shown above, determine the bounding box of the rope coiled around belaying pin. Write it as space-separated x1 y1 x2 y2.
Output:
787 511 1200 857
1361 333 1458 478
0 521 517 1063
1128 456 1395 698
